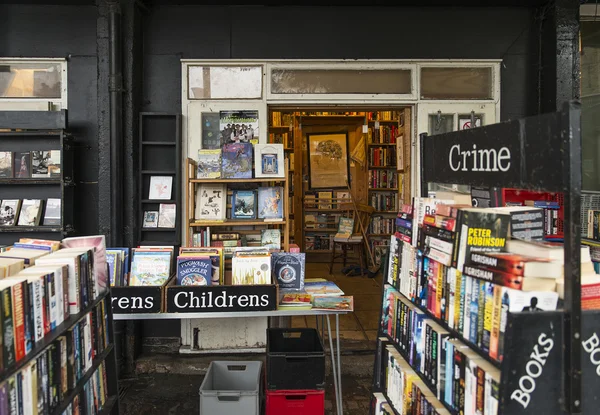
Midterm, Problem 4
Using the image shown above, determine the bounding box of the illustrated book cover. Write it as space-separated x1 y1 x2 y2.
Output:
254 144 284 178
43 198 61 226
257 186 283 220
158 203 176 228
148 176 173 200
0 200 21 226
13 152 31 179
304 280 344 296
271 252 305 290
0 152 12 178
129 249 172 286
31 151 50 178
17 199 43 226
231 251 271 285
197 149 221 179
221 143 253 179
220 110 259 145
231 190 256 219
143 211 159 228
260 229 281 251
179 247 223 285
312 296 354 311
197 184 227 221
279 292 312 310
176 256 212 286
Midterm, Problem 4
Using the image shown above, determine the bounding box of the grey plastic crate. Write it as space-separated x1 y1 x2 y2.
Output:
199 361 262 415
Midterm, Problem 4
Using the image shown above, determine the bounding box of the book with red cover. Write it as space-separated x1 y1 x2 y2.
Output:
11 281 26 362
462 264 556 292
467 251 560 278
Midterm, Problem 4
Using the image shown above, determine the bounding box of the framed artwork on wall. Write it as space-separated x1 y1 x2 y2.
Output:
307 132 350 190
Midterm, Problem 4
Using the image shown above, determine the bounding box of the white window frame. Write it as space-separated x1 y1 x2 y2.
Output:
0 58 68 110
266 61 418 101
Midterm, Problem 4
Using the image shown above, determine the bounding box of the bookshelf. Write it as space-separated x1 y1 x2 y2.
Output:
371 102 593 415
138 113 182 247
0 110 74 245
185 157 290 252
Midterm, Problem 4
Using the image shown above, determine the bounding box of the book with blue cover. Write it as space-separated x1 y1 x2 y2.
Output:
257 187 283 220
232 190 256 219
221 143 253 179
271 252 305 290
176 256 212 286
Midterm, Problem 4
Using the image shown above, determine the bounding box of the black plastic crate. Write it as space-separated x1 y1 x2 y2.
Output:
266 328 325 390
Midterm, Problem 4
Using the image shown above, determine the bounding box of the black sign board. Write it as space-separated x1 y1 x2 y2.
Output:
421 111 565 192
110 286 163 314
166 284 278 313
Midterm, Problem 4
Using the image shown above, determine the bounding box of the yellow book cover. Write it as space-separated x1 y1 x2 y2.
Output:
489 284 502 360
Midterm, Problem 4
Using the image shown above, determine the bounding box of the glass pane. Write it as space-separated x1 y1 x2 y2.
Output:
457 114 483 130
271 69 412 94
428 113 454 134
421 67 493 100
188 66 263 99
581 21 600 191
0 62 62 98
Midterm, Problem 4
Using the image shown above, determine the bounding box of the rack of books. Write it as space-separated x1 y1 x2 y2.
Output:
138 113 181 247
371 102 599 415
0 110 74 246
0 236 119 415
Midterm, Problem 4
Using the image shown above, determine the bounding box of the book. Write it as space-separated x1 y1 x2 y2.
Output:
179 247 223 285
318 191 333 210
506 239 592 264
158 204 176 228
0 152 12 178
197 184 226 221
271 252 305 290
129 249 172 286
304 280 344 296
231 250 271 285
43 199 61 226
31 151 51 178
467 251 560 278
261 229 281 251
231 190 256 219
176 256 212 286
62 235 109 296
148 176 173 200
220 110 259 145
142 211 159 228
221 142 253 179
258 187 283 220
201 113 221 149
0 200 21 226
335 217 354 240
254 144 284 178
13 152 31 179
312 295 354 311
17 200 43 226
197 149 221 179
47 151 61 178
279 292 312 309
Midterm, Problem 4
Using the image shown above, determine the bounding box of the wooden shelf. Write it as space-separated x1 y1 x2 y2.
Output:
306 249 333 253
190 219 286 227
0 226 63 233
369 166 397 170
368 188 398 191
191 177 285 183
368 143 397 146
0 178 61 185
284 148 294 151
303 208 346 212
368 119 398 123
374 210 397 214
268 126 291 131
304 228 338 232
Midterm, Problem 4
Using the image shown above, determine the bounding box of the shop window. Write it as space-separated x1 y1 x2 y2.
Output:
188 65 263 99
0 62 62 99
420 67 493 100
270 69 412 95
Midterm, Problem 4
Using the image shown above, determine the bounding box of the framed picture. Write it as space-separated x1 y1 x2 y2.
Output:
307 132 350 189
254 144 284 178
149 176 173 200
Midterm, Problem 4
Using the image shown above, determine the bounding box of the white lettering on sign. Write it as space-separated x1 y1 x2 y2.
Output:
111 296 155 310
582 333 600 376
173 290 271 309
510 332 554 408
448 144 511 173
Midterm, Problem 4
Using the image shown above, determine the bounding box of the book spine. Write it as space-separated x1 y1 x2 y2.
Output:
482 282 494 354
476 366 485 415
477 281 486 348
32 281 44 344
2 287 15 368
11 284 26 363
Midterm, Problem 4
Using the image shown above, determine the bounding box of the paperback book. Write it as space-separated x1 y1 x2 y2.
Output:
258 187 283 220
148 176 173 200
158 203 176 228
31 151 50 178
0 152 12 178
197 149 221 179
261 229 281 251
17 199 43 226
14 152 31 179
221 143 253 179
279 292 312 310
142 211 159 228
0 200 21 226
47 150 61 178
43 198 61 226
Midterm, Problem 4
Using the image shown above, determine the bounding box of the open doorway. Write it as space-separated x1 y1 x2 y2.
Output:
268 106 413 266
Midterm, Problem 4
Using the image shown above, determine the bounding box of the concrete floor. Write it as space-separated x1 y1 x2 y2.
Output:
119 262 384 414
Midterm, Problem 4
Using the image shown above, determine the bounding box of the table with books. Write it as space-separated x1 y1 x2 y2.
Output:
109 245 352 415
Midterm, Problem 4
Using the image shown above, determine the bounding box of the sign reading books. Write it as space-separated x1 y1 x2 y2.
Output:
165 284 277 313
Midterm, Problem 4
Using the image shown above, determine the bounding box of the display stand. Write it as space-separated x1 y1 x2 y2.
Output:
372 101 596 415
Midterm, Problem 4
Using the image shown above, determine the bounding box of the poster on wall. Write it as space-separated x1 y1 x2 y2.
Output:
219 110 259 145
188 66 263 100
307 132 350 189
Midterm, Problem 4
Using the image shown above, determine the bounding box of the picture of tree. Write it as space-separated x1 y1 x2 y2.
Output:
307 132 350 189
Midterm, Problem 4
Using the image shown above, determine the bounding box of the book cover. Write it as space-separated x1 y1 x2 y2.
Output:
318 191 333 210
231 252 271 285
31 151 51 178
279 292 312 307
271 252 305 290
197 149 222 178
201 113 221 149
148 176 173 200
129 251 172 286
220 110 259 145
221 142 253 179
61 235 109 296
231 190 256 219
254 144 284 178
304 280 344 296
0 200 20 226
197 184 226 221
17 199 43 226
158 203 176 228
142 211 159 228
47 150 61 178
176 256 212 286
258 187 283 220
0 152 12 178
13 152 31 179
261 229 281 251
312 296 354 311
179 247 223 285
43 198 61 226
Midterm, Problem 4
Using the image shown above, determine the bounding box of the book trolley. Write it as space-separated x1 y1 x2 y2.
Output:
372 101 598 414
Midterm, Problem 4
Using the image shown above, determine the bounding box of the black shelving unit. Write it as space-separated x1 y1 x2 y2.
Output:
0 110 74 245
137 112 181 247
372 102 600 415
